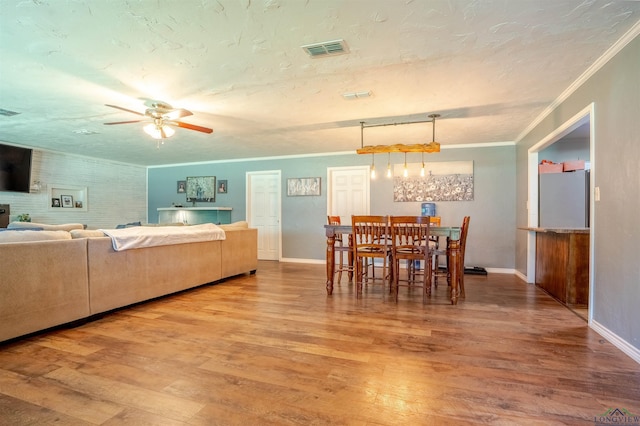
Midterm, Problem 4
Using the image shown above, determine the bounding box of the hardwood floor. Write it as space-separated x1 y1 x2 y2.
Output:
1 261 638 425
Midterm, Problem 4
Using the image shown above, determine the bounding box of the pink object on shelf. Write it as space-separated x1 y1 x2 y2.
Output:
563 160 585 172
538 163 563 173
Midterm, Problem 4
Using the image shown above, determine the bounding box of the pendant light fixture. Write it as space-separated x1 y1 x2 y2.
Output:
357 114 441 179
356 114 441 155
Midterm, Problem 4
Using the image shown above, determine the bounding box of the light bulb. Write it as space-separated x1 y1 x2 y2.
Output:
144 123 174 139
420 162 425 177
403 153 408 177
161 126 175 138
370 154 376 179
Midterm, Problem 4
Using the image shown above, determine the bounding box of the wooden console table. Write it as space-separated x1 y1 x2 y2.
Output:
526 227 590 307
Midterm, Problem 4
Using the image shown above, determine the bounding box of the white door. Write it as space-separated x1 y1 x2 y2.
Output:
327 166 370 223
247 170 281 260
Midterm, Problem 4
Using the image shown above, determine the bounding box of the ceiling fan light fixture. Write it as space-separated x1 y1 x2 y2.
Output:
104 102 212 143
144 123 174 139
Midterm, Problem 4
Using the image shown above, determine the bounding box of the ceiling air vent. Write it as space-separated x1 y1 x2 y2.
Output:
302 39 348 58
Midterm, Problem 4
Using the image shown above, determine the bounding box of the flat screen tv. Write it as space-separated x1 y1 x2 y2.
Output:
0 143 33 193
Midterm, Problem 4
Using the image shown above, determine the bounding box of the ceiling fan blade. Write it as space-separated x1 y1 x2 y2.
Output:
174 121 214 134
105 104 145 116
104 120 144 125
164 108 193 120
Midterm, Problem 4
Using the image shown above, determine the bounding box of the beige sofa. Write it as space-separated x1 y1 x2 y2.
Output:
0 222 257 342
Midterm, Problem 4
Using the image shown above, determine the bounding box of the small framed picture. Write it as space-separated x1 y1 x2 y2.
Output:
177 180 186 193
61 195 74 208
218 180 227 194
75 201 83 208
51 198 61 207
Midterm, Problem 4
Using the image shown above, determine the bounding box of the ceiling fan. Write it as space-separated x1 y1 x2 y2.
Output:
104 100 213 140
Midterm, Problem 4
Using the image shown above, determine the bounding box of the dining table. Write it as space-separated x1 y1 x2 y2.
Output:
324 223 463 305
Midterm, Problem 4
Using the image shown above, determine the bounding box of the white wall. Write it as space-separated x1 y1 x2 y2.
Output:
1 149 147 229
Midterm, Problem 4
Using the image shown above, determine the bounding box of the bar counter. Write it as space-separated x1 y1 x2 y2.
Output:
521 227 590 307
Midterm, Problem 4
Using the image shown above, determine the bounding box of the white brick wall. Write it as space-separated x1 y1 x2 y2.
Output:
1 150 147 229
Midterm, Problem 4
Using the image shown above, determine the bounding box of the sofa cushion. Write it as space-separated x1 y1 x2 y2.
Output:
0 230 72 243
70 229 107 238
7 221 85 231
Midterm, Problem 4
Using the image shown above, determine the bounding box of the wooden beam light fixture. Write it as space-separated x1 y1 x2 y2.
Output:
356 114 441 154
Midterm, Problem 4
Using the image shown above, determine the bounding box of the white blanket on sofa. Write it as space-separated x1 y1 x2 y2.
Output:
100 223 226 251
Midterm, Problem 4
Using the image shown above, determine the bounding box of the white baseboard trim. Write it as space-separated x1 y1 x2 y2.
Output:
514 270 529 283
589 320 640 365
484 267 515 275
279 259 519 275
280 257 325 265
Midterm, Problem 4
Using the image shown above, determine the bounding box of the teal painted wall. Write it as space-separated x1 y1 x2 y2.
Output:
148 145 515 268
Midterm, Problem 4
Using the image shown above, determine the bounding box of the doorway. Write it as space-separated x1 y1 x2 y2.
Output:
527 103 594 322
247 170 281 260
326 166 371 221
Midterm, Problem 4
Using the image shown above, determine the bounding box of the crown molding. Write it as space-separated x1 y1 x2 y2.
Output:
517 19 640 143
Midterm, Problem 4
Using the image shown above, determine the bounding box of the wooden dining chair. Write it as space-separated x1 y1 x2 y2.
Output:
351 215 390 297
430 215 450 287
327 215 353 284
405 215 439 283
389 216 433 303
456 216 471 297
433 216 470 298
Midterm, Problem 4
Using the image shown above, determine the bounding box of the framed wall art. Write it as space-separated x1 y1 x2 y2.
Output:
393 161 474 202
61 194 74 208
186 176 216 202
177 180 186 193
217 180 227 194
287 177 321 196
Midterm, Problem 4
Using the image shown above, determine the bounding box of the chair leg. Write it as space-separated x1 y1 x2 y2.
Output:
425 255 432 300
355 258 363 296
388 256 394 294
432 253 439 288
459 258 465 297
393 258 399 302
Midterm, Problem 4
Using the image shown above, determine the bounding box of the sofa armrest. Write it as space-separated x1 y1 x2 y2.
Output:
0 238 90 342
221 228 258 278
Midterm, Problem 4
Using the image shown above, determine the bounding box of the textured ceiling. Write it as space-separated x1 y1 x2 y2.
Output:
1 0 639 166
